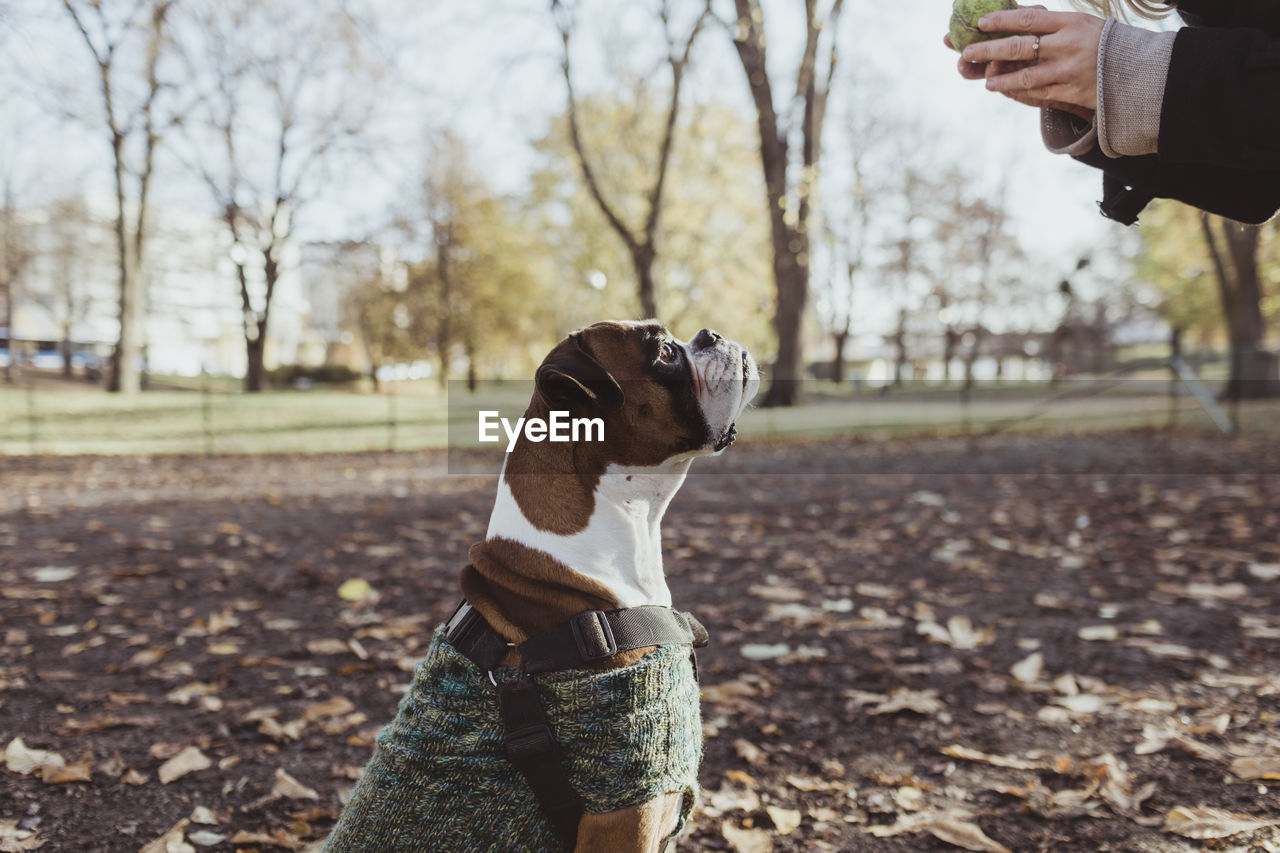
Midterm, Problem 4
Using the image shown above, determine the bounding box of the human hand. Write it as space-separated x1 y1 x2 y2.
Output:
958 6 1104 116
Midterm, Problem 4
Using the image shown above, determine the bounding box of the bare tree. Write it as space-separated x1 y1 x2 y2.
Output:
1198 215 1280 400
60 0 177 394
0 158 34 384
728 0 845 406
30 197 103 378
551 0 711 319
180 0 382 392
815 71 893 387
398 133 552 388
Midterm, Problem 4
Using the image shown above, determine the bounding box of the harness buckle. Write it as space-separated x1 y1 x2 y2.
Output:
570 610 618 661
445 602 480 646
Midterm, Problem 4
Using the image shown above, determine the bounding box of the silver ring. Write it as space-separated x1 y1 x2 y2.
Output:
1031 35 1041 63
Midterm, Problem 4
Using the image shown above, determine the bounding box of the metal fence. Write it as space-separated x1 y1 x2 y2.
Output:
1 366 1277 457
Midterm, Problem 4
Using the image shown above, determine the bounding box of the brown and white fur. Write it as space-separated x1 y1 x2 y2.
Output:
459 320 758 851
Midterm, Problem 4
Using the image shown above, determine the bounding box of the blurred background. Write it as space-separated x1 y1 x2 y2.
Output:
0 0 1276 453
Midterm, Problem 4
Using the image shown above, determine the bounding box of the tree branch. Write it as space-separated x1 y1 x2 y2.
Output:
552 0 641 257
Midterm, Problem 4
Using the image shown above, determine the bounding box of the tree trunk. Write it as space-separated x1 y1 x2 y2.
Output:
831 328 850 385
893 309 909 387
465 340 478 393
764 259 807 406
2 273 12 385
61 331 73 378
943 328 959 383
108 131 142 395
1199 216 1279 400
635 246 658 320
245 332 266 393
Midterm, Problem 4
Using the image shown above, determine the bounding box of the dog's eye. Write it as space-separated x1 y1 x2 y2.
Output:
657 342 679 365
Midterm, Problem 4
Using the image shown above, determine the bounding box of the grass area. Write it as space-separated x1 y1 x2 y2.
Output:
3 377 1277 455
0 384 450 455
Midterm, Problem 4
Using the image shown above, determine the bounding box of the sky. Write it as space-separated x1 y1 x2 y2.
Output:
1 0 1174 335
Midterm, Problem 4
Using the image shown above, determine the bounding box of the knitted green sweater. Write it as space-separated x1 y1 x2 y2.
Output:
323 629 702 852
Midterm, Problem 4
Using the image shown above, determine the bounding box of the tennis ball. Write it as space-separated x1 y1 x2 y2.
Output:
949 0 1018 52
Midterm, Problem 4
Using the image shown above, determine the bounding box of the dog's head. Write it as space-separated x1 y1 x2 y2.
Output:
533 319 760 465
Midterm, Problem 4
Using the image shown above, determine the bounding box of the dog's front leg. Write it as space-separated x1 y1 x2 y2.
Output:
573 791 685 853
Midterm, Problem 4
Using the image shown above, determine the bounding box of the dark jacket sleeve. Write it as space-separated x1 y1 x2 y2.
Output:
1159 25 1280 172
1076 4 1280 225
1173 0 1280 32
1074 147 1280 225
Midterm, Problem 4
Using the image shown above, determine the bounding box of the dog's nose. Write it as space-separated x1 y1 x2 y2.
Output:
692 329 723 349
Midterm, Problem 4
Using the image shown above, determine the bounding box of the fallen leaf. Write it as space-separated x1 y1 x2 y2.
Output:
1010 652 1044 685
227 829 307 851
127 647 169 667
30 566 77 583
303 697 356 723
1054 695 1105 714
917 616 994 650
894 786 924 812
701 676 768 706
40 762 91 784
1086 754 1157 822
867 689 944 716
139 819 194 853
733 739 766 767
1230 755 1280 781
158 746 212 785
337 578 375 602
941 745 1045 771
184 830 225 847
739 644 789 661
0 818 46 851
259 716 307 743
704 783 762 815
271 768 320 801
746 583 806 602
1135 723 1227 762
305 638 350 656
926 818 1014 853
3 739 65 776
786 774 847 792
1163 805 1280 839
1249 562 1280 581
765 805 802 835
721 820 773 853
188 807 218 826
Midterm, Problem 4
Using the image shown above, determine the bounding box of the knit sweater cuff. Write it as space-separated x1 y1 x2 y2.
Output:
1096 19 1177 159
1041 108 1099 156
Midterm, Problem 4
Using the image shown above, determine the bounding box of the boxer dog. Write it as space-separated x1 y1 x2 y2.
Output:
325 320 759 853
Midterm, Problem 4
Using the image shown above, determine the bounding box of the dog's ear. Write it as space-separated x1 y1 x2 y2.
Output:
535 335 625 413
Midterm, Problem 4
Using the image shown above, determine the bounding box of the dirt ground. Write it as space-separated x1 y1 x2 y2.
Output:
3 432 1280 852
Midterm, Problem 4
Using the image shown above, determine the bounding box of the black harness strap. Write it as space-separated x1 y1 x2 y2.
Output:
496 675 582 847
518 605 709 673
444 601 709 851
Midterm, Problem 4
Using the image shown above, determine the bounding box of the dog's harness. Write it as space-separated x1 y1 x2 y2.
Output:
444 601 709 850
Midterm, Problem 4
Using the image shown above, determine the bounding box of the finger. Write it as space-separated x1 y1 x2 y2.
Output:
986 59 1032 80
978 8 1074 35
985 61 1054 94
958 56 989 80
962 33 1039 64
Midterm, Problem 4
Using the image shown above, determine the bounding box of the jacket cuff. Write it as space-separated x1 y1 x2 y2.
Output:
1097 19 1177 158
1041 108 1098 156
